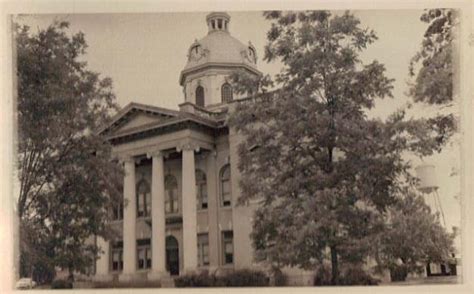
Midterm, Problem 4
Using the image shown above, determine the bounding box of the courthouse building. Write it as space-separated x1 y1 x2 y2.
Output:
92 12 314 285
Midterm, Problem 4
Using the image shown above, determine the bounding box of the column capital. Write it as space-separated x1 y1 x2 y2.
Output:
176 140 200 153
117 154 135 164
146 149 163 159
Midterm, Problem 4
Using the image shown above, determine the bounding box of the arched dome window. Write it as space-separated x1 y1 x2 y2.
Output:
221 83 233 103
195 86 205 107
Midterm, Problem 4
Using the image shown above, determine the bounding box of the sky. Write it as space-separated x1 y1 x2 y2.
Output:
15 10 461 243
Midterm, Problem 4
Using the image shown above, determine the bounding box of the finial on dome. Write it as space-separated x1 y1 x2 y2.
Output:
206 12 231 34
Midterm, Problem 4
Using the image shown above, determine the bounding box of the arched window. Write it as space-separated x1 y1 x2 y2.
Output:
137 180 151 217
221 83 233 103
165 175 179 214
196 169 207 210
196 86 205 107
220 165 231 206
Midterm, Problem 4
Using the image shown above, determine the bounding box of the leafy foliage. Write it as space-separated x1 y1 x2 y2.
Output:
374 191 455 280
409 9 457 105
228 10 453 284
16 20 123 280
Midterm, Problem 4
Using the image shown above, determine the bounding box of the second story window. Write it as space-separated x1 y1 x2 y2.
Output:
165 175 179 214
137 180 151 218
196 86 205 107
221 83 233 103
220 165 231 207
196 169 208 210
111 202 123 221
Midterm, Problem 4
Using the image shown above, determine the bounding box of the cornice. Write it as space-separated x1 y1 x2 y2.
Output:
179 62 262 85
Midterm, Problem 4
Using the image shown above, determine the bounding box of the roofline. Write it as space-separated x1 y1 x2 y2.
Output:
105 114 221 141
179 62 262 85
96 102 181 135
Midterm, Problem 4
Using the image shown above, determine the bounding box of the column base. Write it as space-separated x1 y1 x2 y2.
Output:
147 270 168 281
118 273 137 282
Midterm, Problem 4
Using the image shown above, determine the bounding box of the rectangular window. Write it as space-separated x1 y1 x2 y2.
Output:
198 185 208 210
138 193 145 217
145 192 151 216
165 201 171 214
112 202 123 220
202 189 208 209
197 234 209 267
137 239 152 270
222 231 234 265
166 189 179 214
111 241 123 272
222 181 231 206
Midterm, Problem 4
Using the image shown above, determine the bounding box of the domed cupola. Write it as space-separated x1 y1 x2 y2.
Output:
179 12 262 109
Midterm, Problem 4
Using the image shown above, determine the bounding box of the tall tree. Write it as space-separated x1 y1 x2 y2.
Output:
374 189 455 281
16 20 123 281
229 11 451 284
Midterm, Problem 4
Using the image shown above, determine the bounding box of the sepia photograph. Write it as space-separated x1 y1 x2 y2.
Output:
1 0 473 291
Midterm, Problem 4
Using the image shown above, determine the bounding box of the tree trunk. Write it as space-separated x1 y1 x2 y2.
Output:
330 245 339 285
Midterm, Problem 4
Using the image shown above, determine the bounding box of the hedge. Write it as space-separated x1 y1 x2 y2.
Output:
51 279 73 289
175 269 269 287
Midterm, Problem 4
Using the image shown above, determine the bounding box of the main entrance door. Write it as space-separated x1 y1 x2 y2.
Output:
166 236 179 276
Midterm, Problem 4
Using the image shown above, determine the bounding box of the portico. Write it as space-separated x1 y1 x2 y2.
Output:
113 137 215 281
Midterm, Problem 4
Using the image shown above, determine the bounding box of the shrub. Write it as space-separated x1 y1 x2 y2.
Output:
272 269 288 286
313 265 333 286
340 266 379 286
224 269 269 287
390 265 408 282
51 279 73 289
174 272 214 287
313 265 379 286
175 269 269 287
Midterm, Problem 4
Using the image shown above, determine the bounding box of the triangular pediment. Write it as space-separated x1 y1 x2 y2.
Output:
116 112 163 132
98 102 180 136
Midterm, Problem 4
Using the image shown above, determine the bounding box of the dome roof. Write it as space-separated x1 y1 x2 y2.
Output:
179 12 261 85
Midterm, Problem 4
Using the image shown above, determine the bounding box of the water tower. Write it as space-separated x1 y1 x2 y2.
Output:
415 163 458 277
415 163 446 226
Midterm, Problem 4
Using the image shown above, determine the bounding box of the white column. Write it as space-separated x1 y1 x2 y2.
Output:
149 151 167 279
96 236 110 275
181 144 198 272
120 157 136 281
